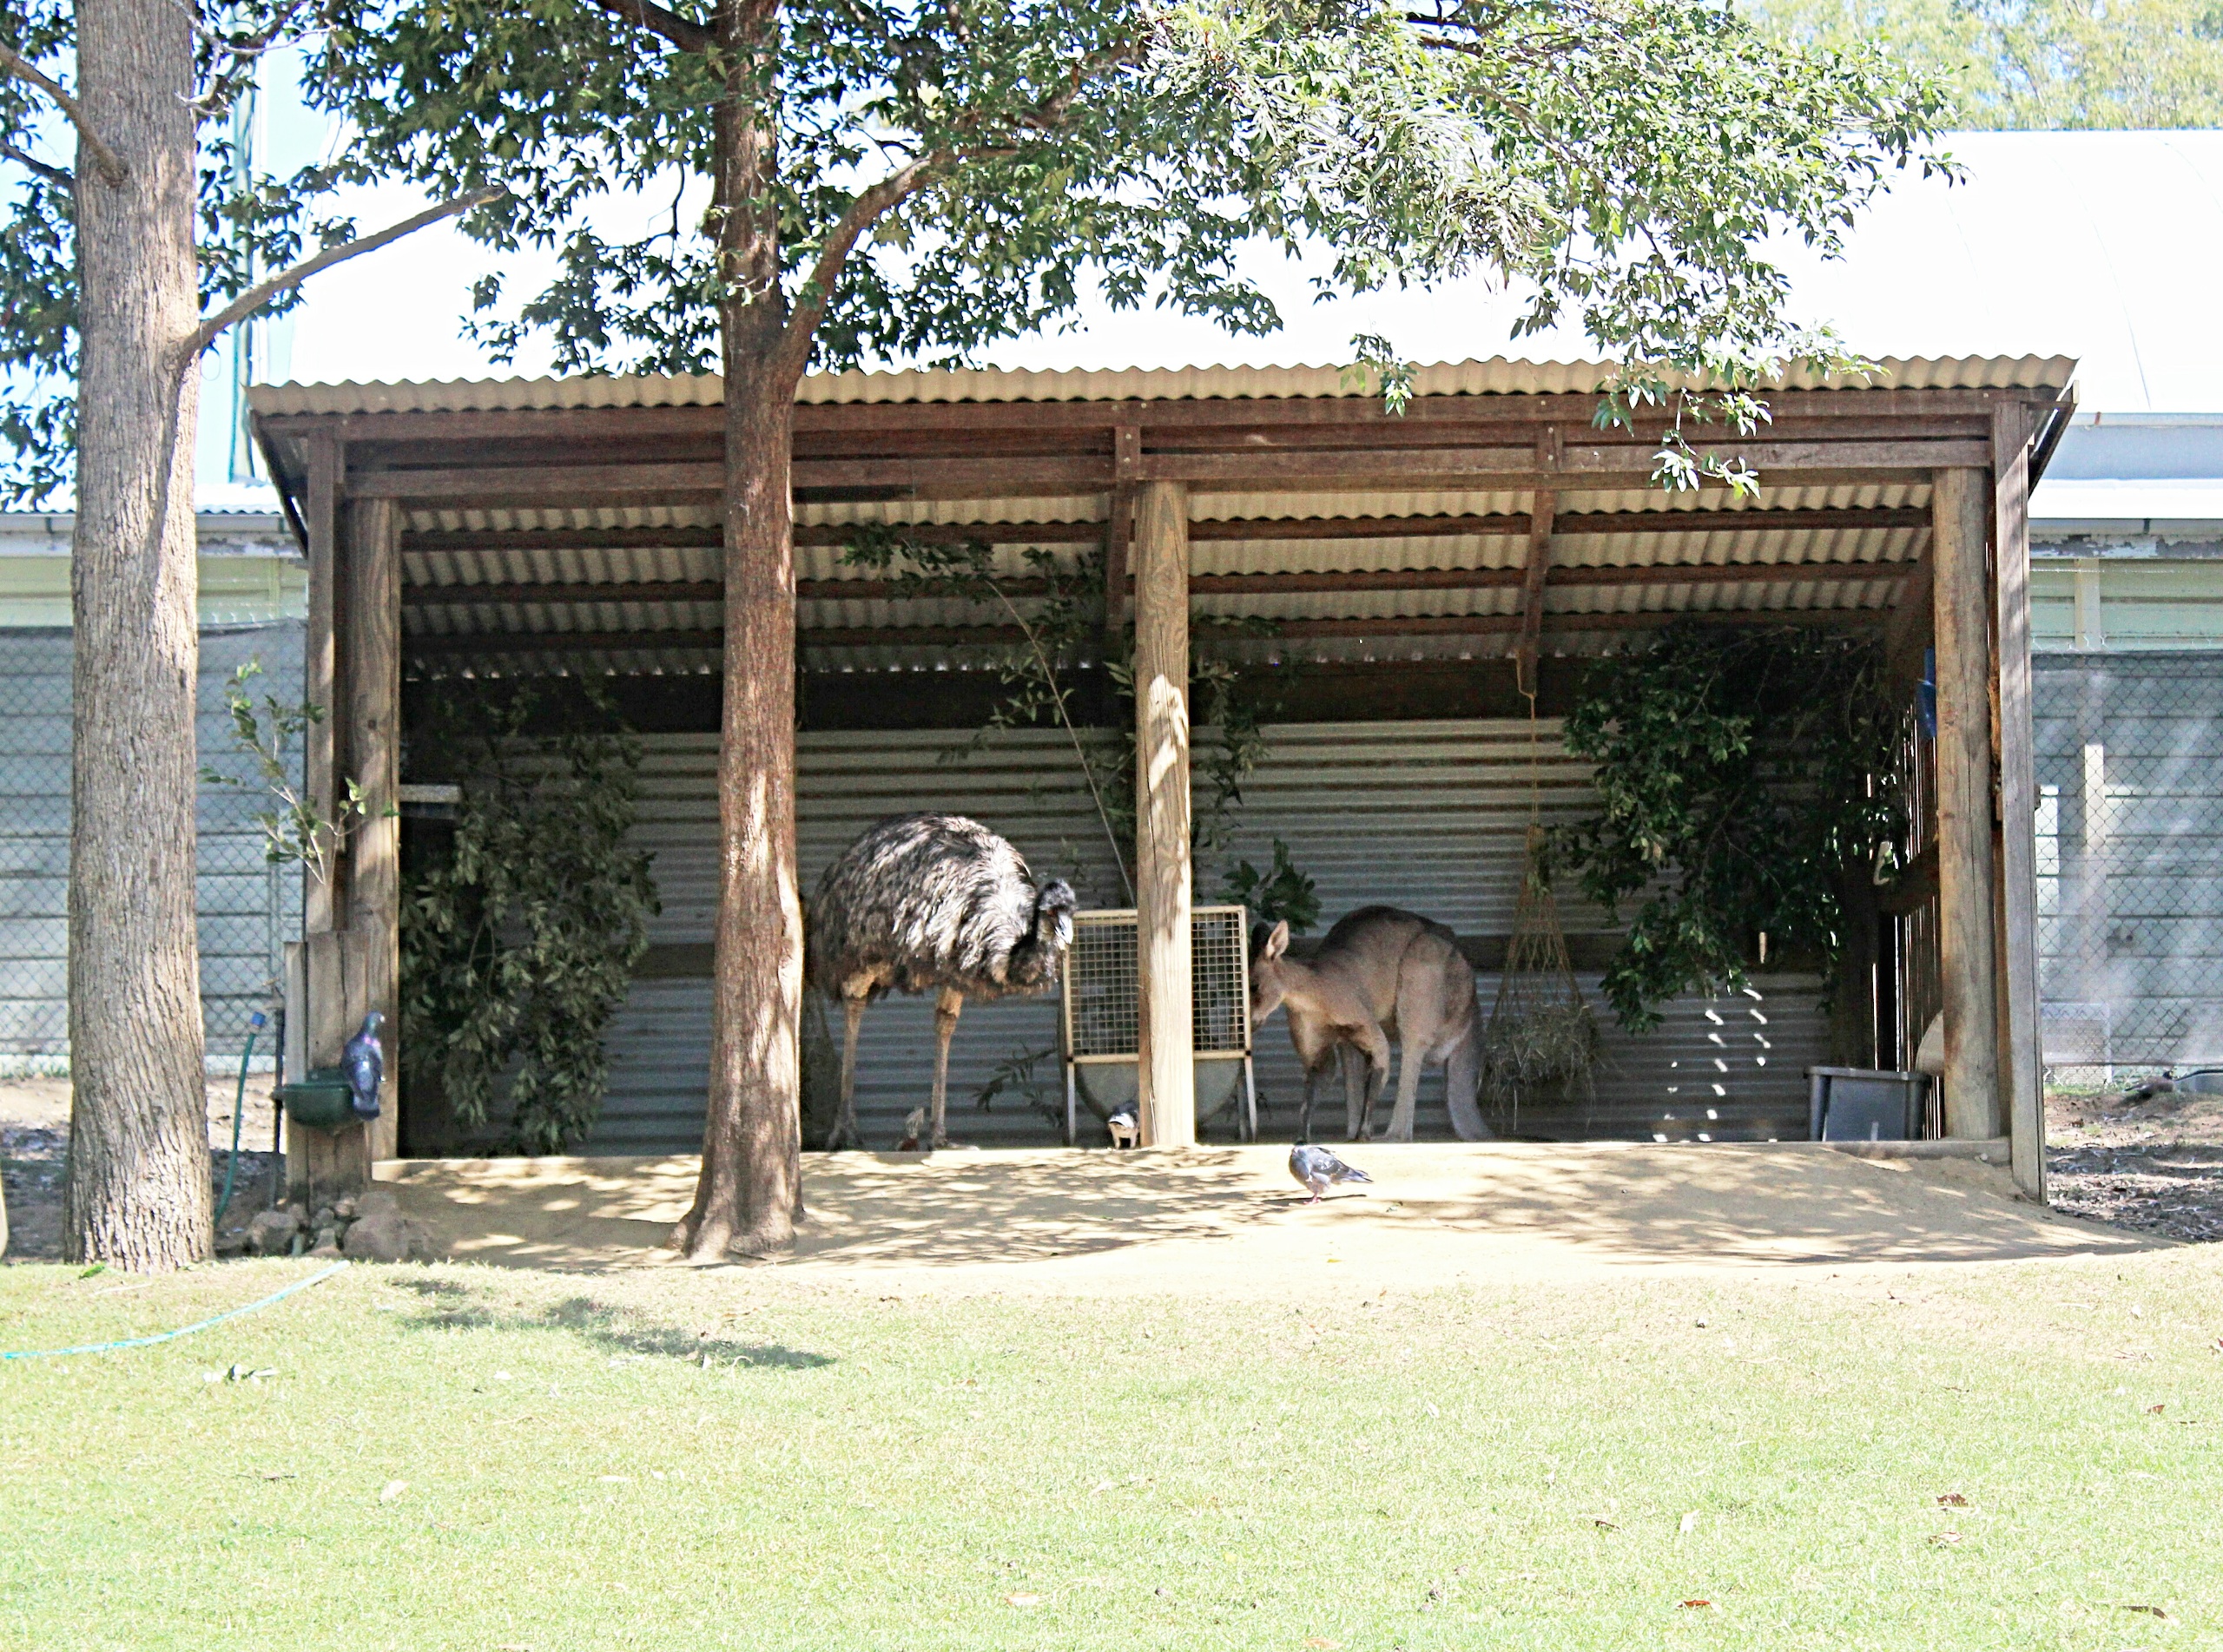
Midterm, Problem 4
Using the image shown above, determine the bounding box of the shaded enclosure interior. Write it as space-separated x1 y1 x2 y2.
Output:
246 358 2069 1174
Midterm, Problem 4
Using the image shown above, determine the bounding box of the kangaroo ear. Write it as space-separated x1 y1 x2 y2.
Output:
1264 920 1290 961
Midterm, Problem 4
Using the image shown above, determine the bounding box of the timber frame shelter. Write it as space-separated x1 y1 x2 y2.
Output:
249 355 2075 1201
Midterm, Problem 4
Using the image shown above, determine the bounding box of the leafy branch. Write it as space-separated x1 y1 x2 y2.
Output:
199 661 366 887
1542 624 1910 1029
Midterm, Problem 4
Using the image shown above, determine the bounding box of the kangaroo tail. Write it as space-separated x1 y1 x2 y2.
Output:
1444 1020 1493 1142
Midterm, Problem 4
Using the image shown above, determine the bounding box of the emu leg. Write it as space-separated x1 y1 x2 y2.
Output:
929 986 964 1150
830 994 866 1150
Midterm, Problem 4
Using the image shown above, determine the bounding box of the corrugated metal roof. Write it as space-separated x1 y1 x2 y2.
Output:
251 352 2073 418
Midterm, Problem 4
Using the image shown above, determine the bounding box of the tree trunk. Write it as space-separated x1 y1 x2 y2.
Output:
672 0 804 1259
63 0 210 1269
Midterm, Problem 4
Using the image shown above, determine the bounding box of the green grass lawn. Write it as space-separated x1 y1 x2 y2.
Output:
3 1250 2220 1650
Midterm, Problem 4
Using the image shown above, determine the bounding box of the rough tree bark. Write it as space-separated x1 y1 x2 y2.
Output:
63 0 211 1269
674 0 805 1258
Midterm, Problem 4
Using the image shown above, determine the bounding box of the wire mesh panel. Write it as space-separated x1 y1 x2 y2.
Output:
0 622 303 1066
2035 654 2223 1083
1062 905 1250 1058
1064 911 1139 1058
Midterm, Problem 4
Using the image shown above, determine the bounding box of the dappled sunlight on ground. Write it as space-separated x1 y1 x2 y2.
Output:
379 1141 2162 1291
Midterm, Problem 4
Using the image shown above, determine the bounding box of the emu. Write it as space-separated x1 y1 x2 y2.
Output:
1249 905 1491 1144
808 813 1077 1151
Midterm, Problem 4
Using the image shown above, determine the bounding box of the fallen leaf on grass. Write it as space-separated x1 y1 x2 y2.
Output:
379 1480 407 1503
1004 1594 1043 1608
1679 1599 1713 1609
1593 1518 1619 1530
1936 1492 1969 1507
1302 1639 1342 1649
1930 1530 1962 1546
1679 1511 1699 1535
2146 1404 2167 1415
2121 1604 2172 1620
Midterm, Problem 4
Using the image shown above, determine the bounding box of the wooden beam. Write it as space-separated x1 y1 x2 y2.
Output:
346 498 403 1162
400 557 1916 613
302 437 341 938
259 385 2025 448
1993 406 2045 1201
1514 434 1560 696
1932 467 2001 1139
401 600 1890 659
1132 480 1194 1149
399 505 1927 561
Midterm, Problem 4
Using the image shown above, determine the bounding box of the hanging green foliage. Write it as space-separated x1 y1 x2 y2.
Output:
401 682 658 1154
839 529 1292 905
1543 624 1909 1030
1222 837 1323 935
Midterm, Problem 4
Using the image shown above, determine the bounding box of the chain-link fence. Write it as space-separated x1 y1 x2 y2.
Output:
2036 652 2223 1085
0 622 303 1071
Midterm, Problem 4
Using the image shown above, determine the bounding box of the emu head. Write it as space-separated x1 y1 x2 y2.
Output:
1006 879 1078 991
1247 919 1292 1022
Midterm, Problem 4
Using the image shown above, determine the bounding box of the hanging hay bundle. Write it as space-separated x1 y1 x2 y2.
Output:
1482 826 1601 1129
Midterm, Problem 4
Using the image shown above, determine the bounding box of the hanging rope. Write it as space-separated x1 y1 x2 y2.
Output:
1481 683 1600 1135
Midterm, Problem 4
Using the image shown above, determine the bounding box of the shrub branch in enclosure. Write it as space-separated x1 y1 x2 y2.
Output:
401 685 658 1154
1545 624 1909 1030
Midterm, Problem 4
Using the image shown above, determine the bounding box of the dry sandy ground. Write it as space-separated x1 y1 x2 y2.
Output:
2047 1086 2223 1242
4 1071 2195 1287
0 1076 281 1261
377 1140 2161 1293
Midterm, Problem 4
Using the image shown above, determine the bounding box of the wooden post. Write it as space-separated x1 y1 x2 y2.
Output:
285 929 373 1203
1931 467 2001 1138
347 498 402 1160
301 437 341 936
1133 480 1194 1148
1993 407 2047 1199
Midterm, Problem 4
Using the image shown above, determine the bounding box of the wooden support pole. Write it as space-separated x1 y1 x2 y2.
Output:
347 498 402 1161
1993 407 2047 1200
1513 489 1557 697
1133 480 1194 1149
302 437 341 937
1931 467 2001 1139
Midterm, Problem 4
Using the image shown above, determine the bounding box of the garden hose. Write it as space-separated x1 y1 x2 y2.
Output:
213 1011 267 1227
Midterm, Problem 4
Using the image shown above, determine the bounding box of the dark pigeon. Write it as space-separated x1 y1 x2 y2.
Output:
344 1011 385 1122
1290 1142 1371 1203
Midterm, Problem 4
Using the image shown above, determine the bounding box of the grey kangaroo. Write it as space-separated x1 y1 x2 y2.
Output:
1249 905 1492 1143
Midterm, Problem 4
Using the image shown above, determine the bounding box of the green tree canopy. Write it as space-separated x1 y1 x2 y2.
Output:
1744 0 2223 128
6 0 1965 506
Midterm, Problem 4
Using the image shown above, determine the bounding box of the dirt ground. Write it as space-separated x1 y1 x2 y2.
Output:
373 1139 2160 1290
2046 1083 2223 1243
0 1075 282 1261
8 1071 2216 1278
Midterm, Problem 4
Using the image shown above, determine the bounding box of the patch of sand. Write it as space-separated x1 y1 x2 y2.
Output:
379 1141 2162 1294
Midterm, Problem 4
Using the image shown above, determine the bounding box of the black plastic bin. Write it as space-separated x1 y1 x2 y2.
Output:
1806 1067 1929 1142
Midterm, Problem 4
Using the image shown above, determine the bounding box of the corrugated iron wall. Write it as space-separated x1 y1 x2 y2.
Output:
0 623 304 1063
584 720 1826 1151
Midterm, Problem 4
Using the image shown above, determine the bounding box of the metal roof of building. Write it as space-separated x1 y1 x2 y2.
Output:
247 352 2073 419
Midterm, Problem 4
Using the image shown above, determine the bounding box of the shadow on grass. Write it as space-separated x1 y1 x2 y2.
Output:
388 1277 833 1369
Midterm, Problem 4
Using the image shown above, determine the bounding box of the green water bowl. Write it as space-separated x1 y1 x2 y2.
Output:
278 1070 356 1131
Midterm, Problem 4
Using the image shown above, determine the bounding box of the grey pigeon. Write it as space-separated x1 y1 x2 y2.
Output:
343 1011 384 1122
1290 1142 1371 1203
1106 1106 1139 1149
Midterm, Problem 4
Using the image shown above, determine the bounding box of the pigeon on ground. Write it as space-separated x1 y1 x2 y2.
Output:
1290 1142 1371 1203
1106 1106 1139 1149
344 1011 384 1122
